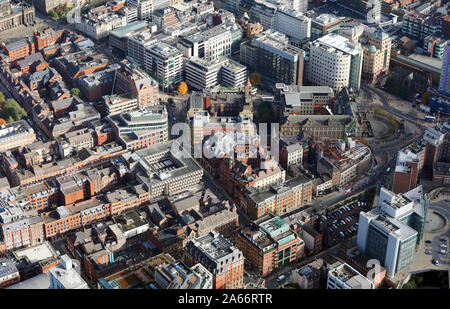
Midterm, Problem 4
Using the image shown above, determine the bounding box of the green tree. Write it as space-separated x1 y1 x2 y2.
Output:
8 116 14 123
70 88 81 97
258 101 272 124
403 281 417 289
167 98 175 105
48 9 58 19
1 98 27 121
384 76 396 92
249 72 261 86
0 91 5 103
39 88 48 99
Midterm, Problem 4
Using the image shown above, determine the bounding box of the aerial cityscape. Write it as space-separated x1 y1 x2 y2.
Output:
0 0 448 293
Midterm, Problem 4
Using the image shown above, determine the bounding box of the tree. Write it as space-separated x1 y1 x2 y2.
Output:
403 280 417 289
249 72 261 86
177 82 188 95
0 118 6 126
422 92 430 105
0 91 5 103
384 76 396 92
48 9 58 19
8 116 14 123
70 88 81 97
1 98 27 122
167 98 175 105
39 88 48 99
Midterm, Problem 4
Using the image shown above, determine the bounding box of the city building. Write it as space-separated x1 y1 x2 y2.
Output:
152 7 181 30
127 0 153 21
177 25 232 61
114 60 159 108
120 140 203 199
0 0 35 34
49 255 89 289
103 94 139 116
327 262 374 289
243 174 313 219
423 35 448 60
185 56 247 90
359 29 391 83
77 64 120 102
0 257 20 288
155 260 213 289
236 215 303 276
439 42 450 96
275 7 311 45
109 21 149 56
76 6 127 41
307 33 363 92
335 0 381 22
280 115 357 139
315 138 372 187
0 120 36 153
127 31 157 66
33 0 64 13
144 42 183 90
240 30 305 85
4 38 35 63
356 186 429 278
311 14 341 41
393 143 426 194
184 231 244 289
276 83 335 116
108 107 168 150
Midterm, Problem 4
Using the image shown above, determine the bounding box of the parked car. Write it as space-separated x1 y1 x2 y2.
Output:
276 275 286 282
440 244 447 248
425 250 432 255
440 238 447 242
432 259 439 266
425 240 432 244
440 250 447 254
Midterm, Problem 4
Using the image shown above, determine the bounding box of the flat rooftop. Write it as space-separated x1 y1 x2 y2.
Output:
14 242 58 264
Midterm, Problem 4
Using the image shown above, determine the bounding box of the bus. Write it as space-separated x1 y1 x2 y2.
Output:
424 116 437 122
261 96 274 102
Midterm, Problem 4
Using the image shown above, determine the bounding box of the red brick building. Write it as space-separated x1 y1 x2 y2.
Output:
235 215 301 277
4 38 35 62
34 28 62 51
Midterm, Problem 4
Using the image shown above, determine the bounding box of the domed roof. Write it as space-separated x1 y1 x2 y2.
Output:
369 45 377 53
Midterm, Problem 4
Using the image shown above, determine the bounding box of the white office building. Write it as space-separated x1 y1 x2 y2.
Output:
127 0 153 21
356 186 429 278
144 42 183 90
177 25 232 61
185 56 247 90
306 33 363 92
76 12 127 41
275 6 311 44
327 262 374 289
49 255 89 289
127 31 157 65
